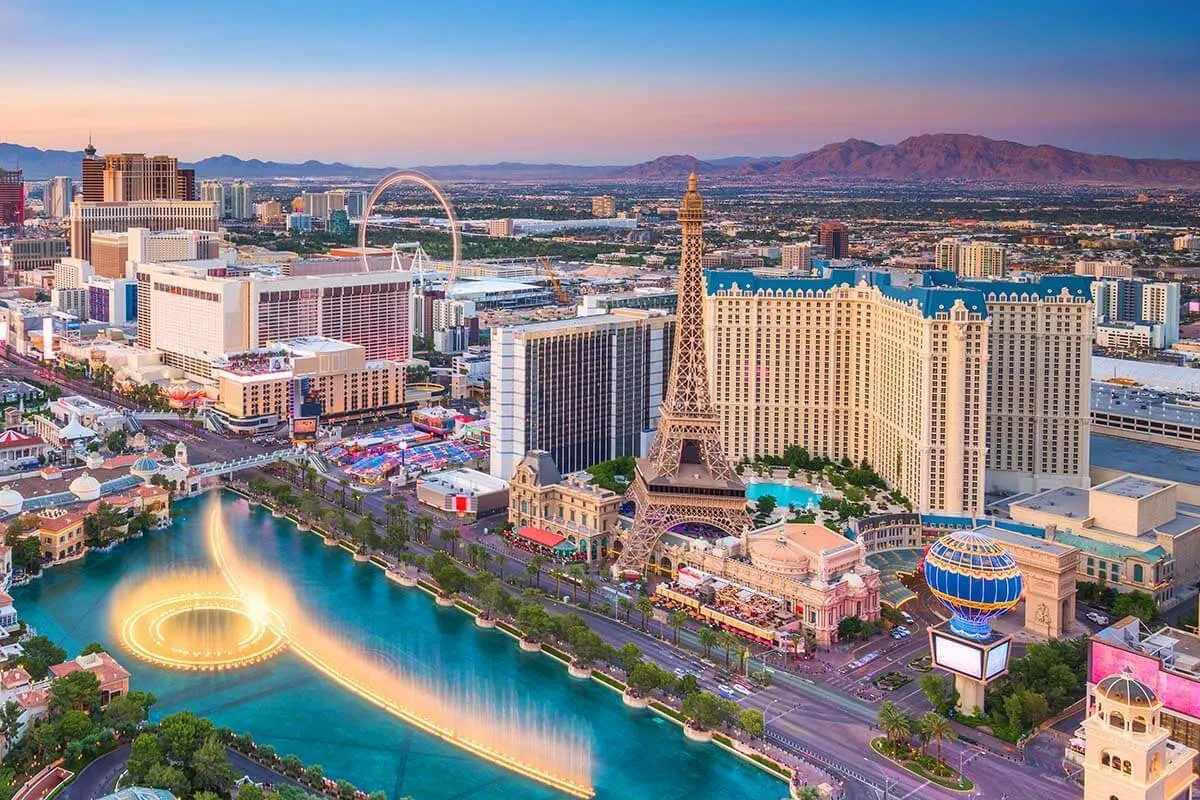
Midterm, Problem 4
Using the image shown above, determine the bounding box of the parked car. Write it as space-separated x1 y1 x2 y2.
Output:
900 612 914 624
1087 611 1110 625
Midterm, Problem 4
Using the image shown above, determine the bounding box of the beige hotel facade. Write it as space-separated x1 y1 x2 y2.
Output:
703 269 1094 515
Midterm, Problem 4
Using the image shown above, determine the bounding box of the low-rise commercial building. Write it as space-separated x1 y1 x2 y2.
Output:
652 521 881 646
1010 475 1200 607
506 450 622 561
415 468 508 520
211 337 404 435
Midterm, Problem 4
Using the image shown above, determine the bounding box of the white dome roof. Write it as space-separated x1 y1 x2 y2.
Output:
0 489 23 514
68 472 101 501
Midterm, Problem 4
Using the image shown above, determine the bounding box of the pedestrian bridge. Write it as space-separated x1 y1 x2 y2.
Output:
193 449 305 478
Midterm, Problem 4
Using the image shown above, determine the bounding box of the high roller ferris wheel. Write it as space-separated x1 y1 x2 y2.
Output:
356 169 461 292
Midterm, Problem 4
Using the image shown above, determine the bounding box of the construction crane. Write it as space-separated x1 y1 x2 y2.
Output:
537 255 573 305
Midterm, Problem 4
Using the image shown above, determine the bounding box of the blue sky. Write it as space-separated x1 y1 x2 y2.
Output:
2 0 1198 163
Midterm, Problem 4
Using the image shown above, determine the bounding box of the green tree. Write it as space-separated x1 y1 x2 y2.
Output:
192 733 234 795
433 564 471 595
304 764 325 787
739 708 765 737
626 662 662 696
837 616 864 640
526 554 547 587
635 597 654 632
921 711 955 766
0 700 22 746
919 674 959 716
795 787 821 800
49 670 101 717
127 733 164 784
617 643 642 674
755 494 777 516
19 636 66 680
1112 590 1160 626
681 691 724 729
158 710 216 765
698 627 719 659
877 701 912 751
718 630 738 670
669 610 689 646
57 709 93 741
145 763 190 798
581 576 597 606
102 691 155 733
439 528 461 557
237 786 264 800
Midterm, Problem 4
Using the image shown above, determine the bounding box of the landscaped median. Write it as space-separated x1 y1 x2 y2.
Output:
869 737 974 792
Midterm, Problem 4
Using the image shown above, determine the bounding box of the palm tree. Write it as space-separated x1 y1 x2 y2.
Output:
698 627 718 659
385 524 409 557
299 494 323 526
526 554 547 586
617 597 633 623
415 515 434 545
550 569 564 598
337 479 349 508
877 701 912 753
669 611 689 646
304 465 317 490
581 576 597 606
568 564 585 603
718 630 738 669
439 528 461 557
350 492 364 515
635 597 654 632
478 548 494 577
921 711 955 767
525 560 540 587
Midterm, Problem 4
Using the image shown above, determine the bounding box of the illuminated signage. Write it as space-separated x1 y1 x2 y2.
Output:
932 633 984 680
290 416 319 443
985 641 1011 679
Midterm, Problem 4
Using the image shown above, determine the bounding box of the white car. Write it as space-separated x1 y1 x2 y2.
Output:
717 683 736 697
673 668 687 678
733 684 753 696
1087 612 1110 625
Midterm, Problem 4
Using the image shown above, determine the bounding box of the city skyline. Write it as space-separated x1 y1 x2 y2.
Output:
2 0 1199 162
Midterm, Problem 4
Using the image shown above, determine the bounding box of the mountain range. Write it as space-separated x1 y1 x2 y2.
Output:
4 134 1200 186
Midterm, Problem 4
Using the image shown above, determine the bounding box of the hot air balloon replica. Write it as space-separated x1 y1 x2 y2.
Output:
923 529 1023 715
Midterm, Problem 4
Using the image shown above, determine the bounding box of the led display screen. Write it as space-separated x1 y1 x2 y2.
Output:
985 641 1011 679
932 633 983 679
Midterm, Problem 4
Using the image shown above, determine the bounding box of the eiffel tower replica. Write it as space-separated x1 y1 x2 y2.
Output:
613 173 750 576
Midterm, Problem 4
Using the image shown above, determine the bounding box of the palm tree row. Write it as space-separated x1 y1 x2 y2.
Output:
876 701 957 773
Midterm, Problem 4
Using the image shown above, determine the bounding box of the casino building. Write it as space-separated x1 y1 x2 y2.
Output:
703 269 1093 514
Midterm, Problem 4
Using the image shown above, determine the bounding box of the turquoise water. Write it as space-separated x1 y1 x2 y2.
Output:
14 493 786 800
745 481 822 510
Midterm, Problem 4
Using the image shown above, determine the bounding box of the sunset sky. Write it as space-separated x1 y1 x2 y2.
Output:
3 0 1198 164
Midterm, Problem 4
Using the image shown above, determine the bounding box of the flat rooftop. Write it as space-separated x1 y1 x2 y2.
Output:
1094 356 1200 394
1095 475 1172 499
418 468 507 495
1010 485 1090 519
1091 434 1200 486
978 525 1077 556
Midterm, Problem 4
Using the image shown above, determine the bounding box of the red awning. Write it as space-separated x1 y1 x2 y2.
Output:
515 525 566 548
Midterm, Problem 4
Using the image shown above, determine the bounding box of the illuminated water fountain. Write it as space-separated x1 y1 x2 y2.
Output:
112 507 594 799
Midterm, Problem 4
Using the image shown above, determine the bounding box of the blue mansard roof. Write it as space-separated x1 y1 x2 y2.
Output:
704 268 1093 320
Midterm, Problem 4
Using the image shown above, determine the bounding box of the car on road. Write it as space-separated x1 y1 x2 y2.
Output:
900 611 914 624
717 683 736 698
673 668 687 678
1086 611 1110 625
733 684 752 696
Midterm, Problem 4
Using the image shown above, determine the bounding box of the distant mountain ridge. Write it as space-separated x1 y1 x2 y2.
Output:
3 134 1199 186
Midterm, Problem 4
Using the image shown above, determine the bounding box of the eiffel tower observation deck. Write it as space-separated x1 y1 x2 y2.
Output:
613 173 750 577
